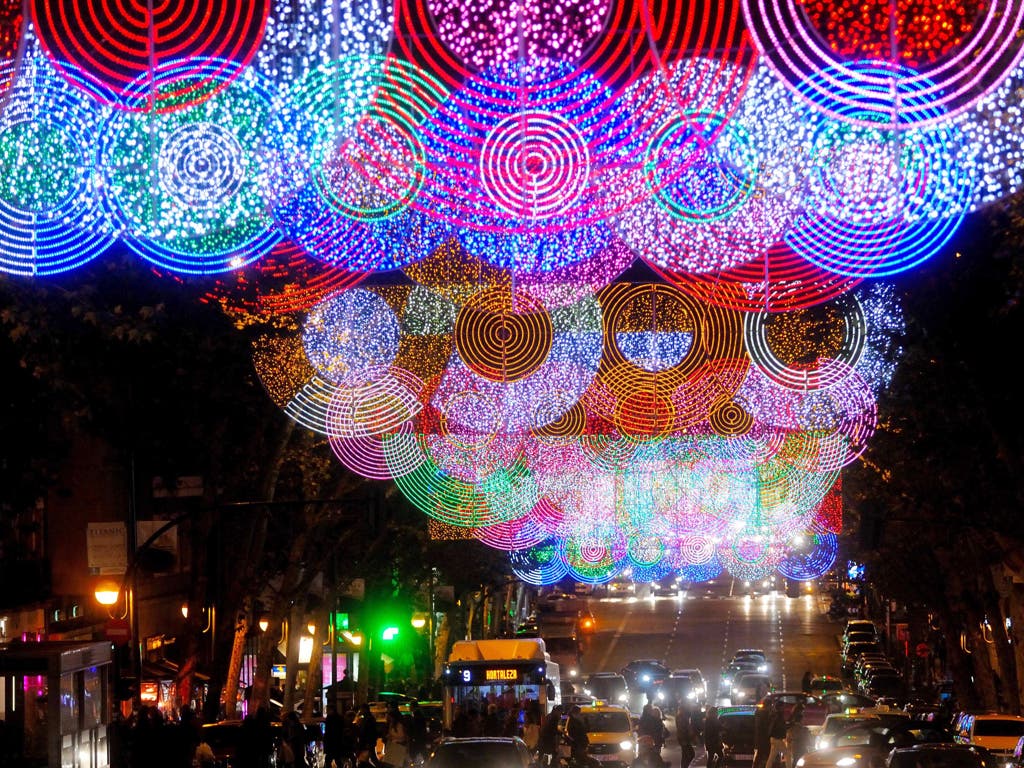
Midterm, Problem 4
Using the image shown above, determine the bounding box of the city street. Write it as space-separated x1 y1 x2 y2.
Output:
567 579 844 767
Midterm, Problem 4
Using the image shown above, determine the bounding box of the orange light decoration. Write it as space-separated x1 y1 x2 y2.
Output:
454 287 554 383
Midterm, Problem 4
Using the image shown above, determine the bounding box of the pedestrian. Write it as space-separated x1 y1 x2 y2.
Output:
523 706 541 754
766 702 788 768
801 671 813 694
356 703 379 766
787 703 810 768
675 702 697 768
703 708 723 768
564 704 590 767
409 703 429 763
323 705 346 768
752 701 772 768
537 705 564 767
383 709 409 768
283 710 307 768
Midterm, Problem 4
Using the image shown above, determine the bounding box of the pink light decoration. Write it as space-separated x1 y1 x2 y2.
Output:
425 0 612 72
329 420 425 480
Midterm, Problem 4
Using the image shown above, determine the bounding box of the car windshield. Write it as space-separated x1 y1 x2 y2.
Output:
974 720 1024 737
584 712 632 732
428 742 524 768
721 714 755 742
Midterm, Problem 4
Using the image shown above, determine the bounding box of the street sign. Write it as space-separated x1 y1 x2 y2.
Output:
916 642 930 658
105 619 131 644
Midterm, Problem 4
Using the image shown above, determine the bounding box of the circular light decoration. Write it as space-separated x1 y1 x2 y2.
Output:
303 288 401 386
281 55 449 271
100 60 290 274
474 515 549 551
254 0 393 89
622 63 816 276
784 64 976 278
414 60 633 273
777 532 838 580
326 367 425 439
425 0 612 72
717 536 784 581
329 419 425 480
510 540 569 586
744 293 867 390
0 57 115 276
454 287 553 382
627 535 671 580
743 0 1024 127
32 0 268 111
709 398 755 436
561 533 626 584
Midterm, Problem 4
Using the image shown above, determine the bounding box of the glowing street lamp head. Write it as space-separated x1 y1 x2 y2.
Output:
94 581 121 606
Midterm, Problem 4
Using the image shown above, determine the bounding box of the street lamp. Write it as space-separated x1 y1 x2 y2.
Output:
94 577 141 711
95 581 120 607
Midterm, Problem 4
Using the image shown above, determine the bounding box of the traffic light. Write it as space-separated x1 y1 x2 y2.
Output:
382 626 400 642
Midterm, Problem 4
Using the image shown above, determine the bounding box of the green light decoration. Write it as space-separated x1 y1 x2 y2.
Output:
100 59 295 274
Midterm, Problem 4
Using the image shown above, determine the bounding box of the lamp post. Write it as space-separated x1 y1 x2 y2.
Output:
94 577 141 711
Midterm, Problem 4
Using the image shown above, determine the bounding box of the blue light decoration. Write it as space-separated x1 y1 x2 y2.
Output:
100 59 292 274
279 55 450 272
777 532 838 580
677 559 723 583
0 56 116 276
784 62 977 278
413 60 636 275
510 540 570 586
560 531 627 584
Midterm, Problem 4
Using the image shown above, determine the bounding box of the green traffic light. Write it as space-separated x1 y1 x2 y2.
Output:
382 626 399 641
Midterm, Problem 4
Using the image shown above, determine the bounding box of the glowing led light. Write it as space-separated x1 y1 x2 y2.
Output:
254 0 393 89
303 289 402 386
0 57 115 277
778 532 839 580
100 60 291 274
32 0 268 111
743 0 1024 127
425 0 612 71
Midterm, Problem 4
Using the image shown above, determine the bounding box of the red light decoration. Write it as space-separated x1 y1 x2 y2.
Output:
32 0 269 111
796 0 985 68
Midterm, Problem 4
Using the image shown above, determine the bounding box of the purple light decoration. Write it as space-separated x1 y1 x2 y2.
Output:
678 559 723 583
425 0 612 72
303 288 401 386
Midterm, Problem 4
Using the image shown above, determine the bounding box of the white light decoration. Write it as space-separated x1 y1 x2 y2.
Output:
255 0 393 89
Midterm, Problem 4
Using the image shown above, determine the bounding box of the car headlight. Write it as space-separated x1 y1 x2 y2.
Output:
696 686 705 695
837 758 857 767
620 741 634 751
570 670 578 677
657 691 665 700
796 760 805 767
642 674 651 682
687 691 697 700
758 665 768 672
618 694 628 702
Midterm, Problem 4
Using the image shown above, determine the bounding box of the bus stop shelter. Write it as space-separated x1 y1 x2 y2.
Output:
0 641 113 768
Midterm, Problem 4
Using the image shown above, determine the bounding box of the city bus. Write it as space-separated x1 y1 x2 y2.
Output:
441 638 561 730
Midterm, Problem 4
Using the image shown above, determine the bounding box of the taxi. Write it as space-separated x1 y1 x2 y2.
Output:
578 703 637 767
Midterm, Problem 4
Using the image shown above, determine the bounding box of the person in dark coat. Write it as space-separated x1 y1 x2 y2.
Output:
703 708 723 768
676 702 698 768
537 706 564 767
322 705 347 768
